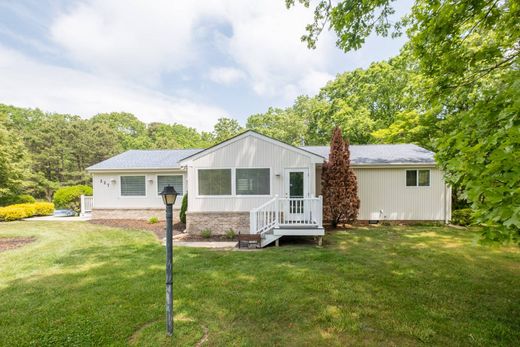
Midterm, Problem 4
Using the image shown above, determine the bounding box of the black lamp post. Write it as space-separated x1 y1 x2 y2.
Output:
160 185 178 336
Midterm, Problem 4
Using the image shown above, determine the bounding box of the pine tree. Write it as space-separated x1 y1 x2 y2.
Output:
322 127 360 227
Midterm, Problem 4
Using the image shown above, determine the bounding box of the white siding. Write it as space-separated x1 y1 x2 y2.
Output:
92 170 186 209
317 166 450 221
186 135 318 212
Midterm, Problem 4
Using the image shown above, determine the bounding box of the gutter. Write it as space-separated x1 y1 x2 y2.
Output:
86 167 187 173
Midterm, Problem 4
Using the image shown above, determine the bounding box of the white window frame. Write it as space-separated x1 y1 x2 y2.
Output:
156 174 185 197
119 174 147 198
405 169 431 187
195 167 273 198
196 168 234 198
235 167 272 197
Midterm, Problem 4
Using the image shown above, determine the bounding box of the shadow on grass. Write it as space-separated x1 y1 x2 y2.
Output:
0 226 519 346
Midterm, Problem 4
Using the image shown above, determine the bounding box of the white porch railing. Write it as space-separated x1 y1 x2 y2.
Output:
80 195 93 216
250 195 323 234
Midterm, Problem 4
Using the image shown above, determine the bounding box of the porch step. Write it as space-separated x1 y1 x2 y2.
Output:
278 223 320 229
273 227 325 236
260 234 282 248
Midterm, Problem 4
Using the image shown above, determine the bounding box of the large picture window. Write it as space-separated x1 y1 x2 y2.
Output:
198 169 232 195
236 168 270 195
121 176 146 196
157 175 183 196
406 170 430 187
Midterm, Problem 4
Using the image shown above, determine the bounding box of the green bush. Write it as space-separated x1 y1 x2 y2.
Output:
225 228 236 240
0 194 35 207
53 185 93 212
451 208 475 226
201 228 212 239
148 216 159 224
179 194 188 224
0 202 54 221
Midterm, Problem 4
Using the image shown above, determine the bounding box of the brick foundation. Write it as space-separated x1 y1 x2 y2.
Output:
92 208 180 223
186 212 249 235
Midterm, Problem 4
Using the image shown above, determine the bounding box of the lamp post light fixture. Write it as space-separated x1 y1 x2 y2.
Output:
159 185 178 336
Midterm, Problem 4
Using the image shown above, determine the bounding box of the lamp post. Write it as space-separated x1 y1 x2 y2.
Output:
160 185 178 336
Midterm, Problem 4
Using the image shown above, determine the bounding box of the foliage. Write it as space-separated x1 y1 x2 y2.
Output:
52 185 93 212
289 0 520 242
322 127 359 227
0 105 224 200
33 202 55 216
200 228 212 239
0 222 519 345
212 117 243 143
147 123 212 149
225 228 236 240
90 112 151 150
148 216 159 224
286 0 400 51
0 194 35 207
0 202 54 221
451 209 475 227
0 109 31 197
179 194 188 224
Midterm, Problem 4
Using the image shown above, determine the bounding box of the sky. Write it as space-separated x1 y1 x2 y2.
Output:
0 0 412 131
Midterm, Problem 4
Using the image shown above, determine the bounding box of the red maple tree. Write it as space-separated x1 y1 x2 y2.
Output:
322 127 360 227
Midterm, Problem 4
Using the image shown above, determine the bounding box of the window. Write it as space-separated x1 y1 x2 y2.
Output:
198 169 232 195
121 176 145 196
406 170 430 187
157 175 183 196
236 168 270 195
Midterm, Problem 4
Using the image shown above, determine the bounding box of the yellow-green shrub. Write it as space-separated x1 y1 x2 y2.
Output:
33 202 54 216
0 206 30 221
0 202 54 221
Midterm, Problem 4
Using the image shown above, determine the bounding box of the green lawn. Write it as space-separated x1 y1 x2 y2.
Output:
0 222 518 346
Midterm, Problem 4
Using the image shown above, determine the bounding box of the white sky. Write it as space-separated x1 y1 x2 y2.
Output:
0 0 412 131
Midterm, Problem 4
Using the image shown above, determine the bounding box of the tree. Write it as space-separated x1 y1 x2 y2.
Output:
289 0 520 242
147 123 213 149
0 113 31 198
90 112 151 150
212 117 243 143
322 127 359 227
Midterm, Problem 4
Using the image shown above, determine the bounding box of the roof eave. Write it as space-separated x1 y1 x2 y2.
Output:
86 167 186 173
351 162 437 168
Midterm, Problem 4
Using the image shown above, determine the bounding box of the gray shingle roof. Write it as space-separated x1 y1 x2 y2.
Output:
86 149 202 171
301 144 435 165
87 144 435 171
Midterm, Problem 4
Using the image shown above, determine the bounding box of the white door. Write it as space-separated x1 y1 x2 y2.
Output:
284 168 309 222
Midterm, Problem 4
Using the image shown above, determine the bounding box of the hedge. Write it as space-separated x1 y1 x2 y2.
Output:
0 202 54 222
53 185 93 212
451 208 475 226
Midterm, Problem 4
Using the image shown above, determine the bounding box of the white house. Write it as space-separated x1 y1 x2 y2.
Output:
86 131 451 246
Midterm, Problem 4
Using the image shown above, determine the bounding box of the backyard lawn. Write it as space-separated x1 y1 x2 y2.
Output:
0 222 518 346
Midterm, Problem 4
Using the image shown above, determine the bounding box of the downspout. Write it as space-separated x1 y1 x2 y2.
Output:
444 183 448 224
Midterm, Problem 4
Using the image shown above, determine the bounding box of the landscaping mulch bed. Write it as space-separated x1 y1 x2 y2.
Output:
0 237 35 252
88 219 185 240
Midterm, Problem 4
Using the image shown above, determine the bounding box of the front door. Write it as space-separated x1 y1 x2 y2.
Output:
284 168 309 222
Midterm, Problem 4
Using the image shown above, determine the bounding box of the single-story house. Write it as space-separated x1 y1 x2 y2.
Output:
86 131 451 246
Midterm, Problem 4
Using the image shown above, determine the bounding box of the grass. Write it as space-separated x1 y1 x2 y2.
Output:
0 222 518 346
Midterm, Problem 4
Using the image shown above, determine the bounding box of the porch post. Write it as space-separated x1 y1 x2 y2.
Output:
80 194 85 216
274 194 279 227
